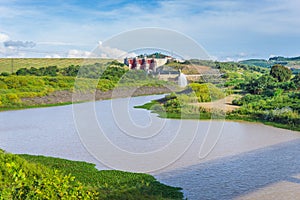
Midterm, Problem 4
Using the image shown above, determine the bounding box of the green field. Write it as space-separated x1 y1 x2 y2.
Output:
0 58 113 73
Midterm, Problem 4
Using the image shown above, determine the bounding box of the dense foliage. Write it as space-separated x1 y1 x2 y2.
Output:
0 150 183 200
270 64 292 82
15 61 125 78
189 83 225 102
225 64 299 130
19 154 183 200
136 82 226 119
0 150 96 199
16 66 59 76
137 61 300 131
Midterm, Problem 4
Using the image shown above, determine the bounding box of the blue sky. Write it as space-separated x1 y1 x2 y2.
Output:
0 0 300 60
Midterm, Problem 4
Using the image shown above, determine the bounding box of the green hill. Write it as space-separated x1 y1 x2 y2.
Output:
239 59 273 68
0 58 112 73
239 56 300 72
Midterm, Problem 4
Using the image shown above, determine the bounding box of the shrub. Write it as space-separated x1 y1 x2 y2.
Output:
0 72 10 76
189 83 225 102
97 79 116 91
270 64 292 82
6 93 21 103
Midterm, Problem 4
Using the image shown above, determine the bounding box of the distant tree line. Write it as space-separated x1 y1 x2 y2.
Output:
14 61 126 78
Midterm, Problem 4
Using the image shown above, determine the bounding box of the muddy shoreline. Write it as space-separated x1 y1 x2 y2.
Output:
21 86 177 106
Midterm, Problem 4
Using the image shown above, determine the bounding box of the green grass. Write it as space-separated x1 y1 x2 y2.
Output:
19 154 184 200
0 101 75 112
135 101 221 120
226 114 300 132
0 58 112 73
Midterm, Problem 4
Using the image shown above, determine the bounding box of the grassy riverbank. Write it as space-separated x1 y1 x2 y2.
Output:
135 93 300 132
136 101 300 131
0 60 178 110
0 85 175 112
0 150 183 199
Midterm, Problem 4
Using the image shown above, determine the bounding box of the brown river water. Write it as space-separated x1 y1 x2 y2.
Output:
0 95 299 200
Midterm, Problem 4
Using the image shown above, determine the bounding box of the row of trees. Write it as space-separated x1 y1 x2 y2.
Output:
14 61 126 78
16 66 59 76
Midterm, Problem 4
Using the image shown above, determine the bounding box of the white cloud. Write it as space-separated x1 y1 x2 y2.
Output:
45 54 61 58
94 44 136 59
0 32 9 42
67 44 137 59
67 49 95 58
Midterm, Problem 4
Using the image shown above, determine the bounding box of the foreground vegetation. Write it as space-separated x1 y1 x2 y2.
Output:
0 150 183 199
137 61 300 131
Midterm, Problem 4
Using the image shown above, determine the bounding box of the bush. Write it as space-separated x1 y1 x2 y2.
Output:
97 79 116 91
6 93 21 104
0 72 10 76
189 83 225 102
270 64 292 82
16 66 59 76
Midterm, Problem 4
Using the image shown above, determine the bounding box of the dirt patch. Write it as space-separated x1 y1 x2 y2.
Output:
182 65 211 74
191 94 241 112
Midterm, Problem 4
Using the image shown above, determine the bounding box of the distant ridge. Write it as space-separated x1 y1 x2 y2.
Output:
239 56 300 70
269 56 300 61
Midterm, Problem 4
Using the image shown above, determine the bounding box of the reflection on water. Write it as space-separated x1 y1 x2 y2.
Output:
156 139 300 200
0 95 299 199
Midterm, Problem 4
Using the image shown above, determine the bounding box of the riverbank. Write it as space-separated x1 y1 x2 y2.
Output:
0 85 177 112
135 98 300 132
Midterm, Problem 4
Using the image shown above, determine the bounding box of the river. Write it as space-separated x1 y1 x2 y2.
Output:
0 95 299 199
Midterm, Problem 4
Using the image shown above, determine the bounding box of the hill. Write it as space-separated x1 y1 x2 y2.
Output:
239 56 300 70
0 58 112 73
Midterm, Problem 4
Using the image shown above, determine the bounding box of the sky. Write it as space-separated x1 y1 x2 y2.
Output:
0 0 300 61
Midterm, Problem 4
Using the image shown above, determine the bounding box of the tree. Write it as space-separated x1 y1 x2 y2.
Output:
270 64 292 82
244 75 276 95
16 68 30 75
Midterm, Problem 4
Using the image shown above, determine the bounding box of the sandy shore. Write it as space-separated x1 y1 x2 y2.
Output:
190 94 241 112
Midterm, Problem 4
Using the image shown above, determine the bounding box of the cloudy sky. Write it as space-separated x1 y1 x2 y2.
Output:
0 0 300 60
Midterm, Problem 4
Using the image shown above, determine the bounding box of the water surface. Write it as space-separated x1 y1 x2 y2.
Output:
0 95 299 199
